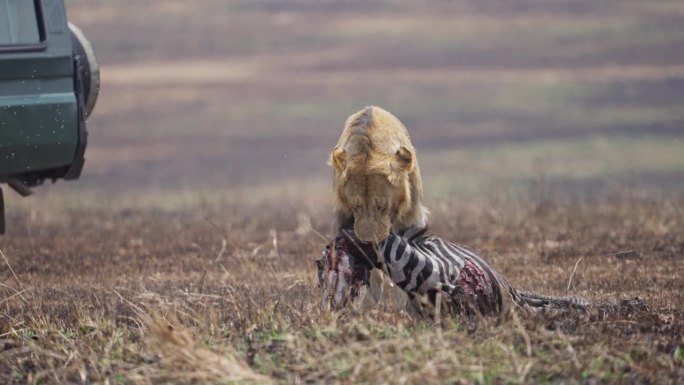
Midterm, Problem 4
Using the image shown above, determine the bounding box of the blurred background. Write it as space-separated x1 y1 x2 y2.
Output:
16 0 684 213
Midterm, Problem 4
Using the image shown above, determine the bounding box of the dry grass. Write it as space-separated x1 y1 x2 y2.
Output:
0 193 682 384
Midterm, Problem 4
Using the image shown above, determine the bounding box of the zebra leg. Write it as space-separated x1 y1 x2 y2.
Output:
407 292 428 316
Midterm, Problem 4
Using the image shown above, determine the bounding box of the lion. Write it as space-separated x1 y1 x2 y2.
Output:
329 106 429 242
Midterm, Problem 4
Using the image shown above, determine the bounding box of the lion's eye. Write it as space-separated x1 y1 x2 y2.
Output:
377 205 387 213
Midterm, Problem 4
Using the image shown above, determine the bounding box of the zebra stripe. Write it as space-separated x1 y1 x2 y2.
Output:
370 227 588 317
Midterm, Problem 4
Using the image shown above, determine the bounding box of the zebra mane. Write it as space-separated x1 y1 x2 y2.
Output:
393 225 429 241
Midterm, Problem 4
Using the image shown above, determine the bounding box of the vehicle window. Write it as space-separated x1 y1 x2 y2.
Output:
0 0 41 45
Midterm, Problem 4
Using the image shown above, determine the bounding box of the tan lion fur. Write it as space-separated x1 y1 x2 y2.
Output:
330 106 429 242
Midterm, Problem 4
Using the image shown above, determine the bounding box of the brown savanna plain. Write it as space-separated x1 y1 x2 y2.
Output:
1 0 684 383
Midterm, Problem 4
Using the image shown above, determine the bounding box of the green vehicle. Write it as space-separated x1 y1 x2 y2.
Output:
0 0 99 233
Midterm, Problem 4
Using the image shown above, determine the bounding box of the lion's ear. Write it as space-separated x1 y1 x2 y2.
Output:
330 147 347 171
393 146 414 172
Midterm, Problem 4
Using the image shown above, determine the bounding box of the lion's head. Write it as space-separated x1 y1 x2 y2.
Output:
330 106 428 243
332 146 415 242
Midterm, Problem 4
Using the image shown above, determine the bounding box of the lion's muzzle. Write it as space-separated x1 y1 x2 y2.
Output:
353 215 390 243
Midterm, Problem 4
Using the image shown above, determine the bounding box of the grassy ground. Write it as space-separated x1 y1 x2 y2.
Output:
0 193 682 384
1 0 683 383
